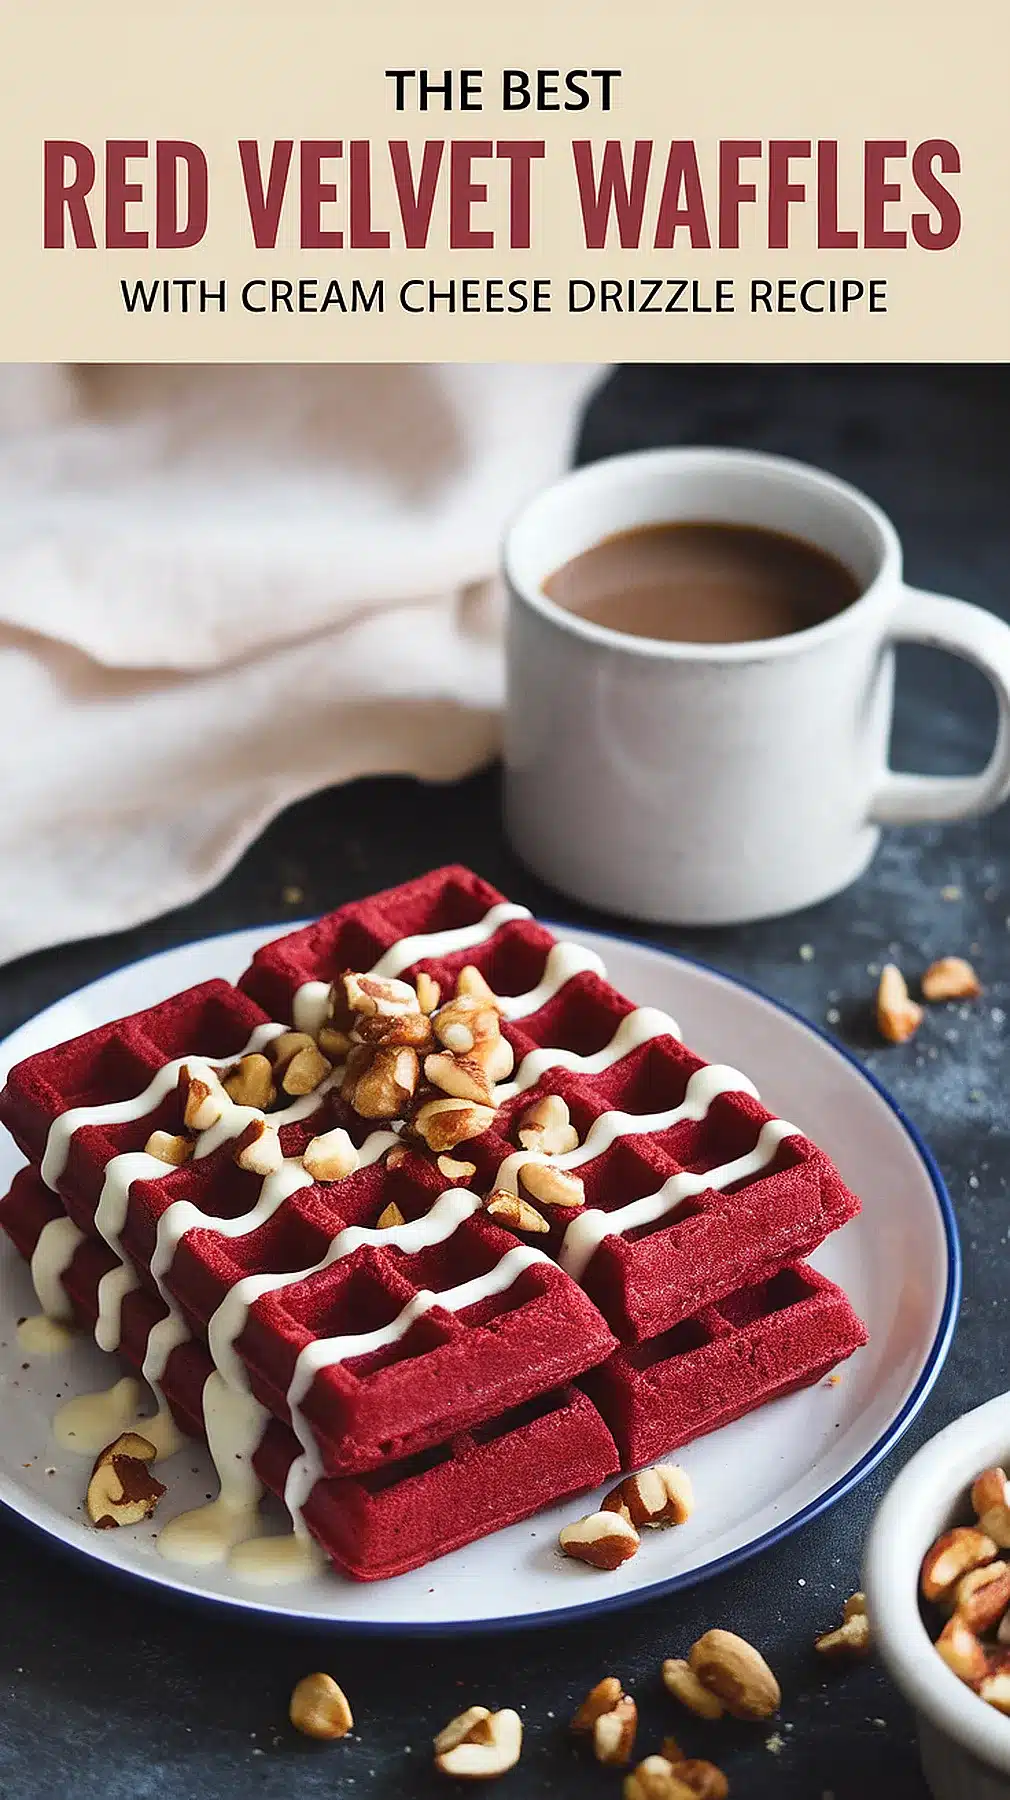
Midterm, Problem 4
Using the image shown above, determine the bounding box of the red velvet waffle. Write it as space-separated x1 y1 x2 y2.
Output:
581 1265 868 1467
0 986 615 1474
240 867 861 1341
0 1169 620 1580
0 1169 865 1579
0 866 867 1580
0 979 270 1177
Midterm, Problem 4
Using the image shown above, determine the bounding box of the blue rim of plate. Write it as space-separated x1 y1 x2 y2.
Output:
0 917 961 1637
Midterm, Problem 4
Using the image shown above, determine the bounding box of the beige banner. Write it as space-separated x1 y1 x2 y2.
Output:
2 0 1007 360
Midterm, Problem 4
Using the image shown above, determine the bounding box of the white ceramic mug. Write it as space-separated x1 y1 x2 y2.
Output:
503 446 1010 926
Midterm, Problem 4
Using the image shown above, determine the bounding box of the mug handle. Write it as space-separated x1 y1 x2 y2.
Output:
869 586 1010 825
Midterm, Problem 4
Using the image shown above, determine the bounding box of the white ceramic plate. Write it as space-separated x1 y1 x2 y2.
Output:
0 924 958 1633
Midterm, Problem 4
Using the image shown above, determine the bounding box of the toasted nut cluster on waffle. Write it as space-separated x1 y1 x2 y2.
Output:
86 1431 166 1530
603 1464 694 1530
424 1049 495 1106
571 1677 638 1767
178 1032 342 1178
432 996 494 1056
559 1509 640 1570
331 964 516 1158
433 1705 523 1779
430 968 514 1086
438 966 515 1084
318 1024 352 1062
815 1591 871 1661
353 1011 434 1052
289 1671 353 1740
664 1630 780 1721
921 1465 1010 1712
284 1043 333 1096
318 964 590 1223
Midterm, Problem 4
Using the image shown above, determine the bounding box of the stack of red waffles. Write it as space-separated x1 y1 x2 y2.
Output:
0 867 866 1580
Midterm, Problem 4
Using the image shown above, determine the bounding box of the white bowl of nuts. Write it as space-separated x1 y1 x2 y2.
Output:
864 1394 1010 1800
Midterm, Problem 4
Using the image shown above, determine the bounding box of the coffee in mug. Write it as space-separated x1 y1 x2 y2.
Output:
503 447 1010 925
543 521 861 645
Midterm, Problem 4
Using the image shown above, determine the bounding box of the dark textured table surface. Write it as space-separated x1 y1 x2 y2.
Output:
1 364 1009 1800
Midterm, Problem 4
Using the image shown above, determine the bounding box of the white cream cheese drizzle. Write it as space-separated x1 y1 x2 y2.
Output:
16 1314 74 1354
497 941 607 1020
493 1064 760 1196
292 982 331 1038
228 1530 324 1585
40 1022 285 1192
31 981 445 1574
162 1191 499 1572
23 1215 171 1446
156 1373 272 1565
18 1221 80 1356
487 1062 796 1281
290 913 608 1037
33 1021 312 1571
370 902 532 978
94 1264 140 1353
206 1186 481 1394
147 1123 397 1308
39 1037 359 1482
53 1379 185 1461
558 1116 800 1281
30 1216 84 1319
53 1375 149 1454
500 1004 681 1101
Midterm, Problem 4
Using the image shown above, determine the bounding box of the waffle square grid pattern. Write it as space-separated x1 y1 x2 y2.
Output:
0 867 867 1582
